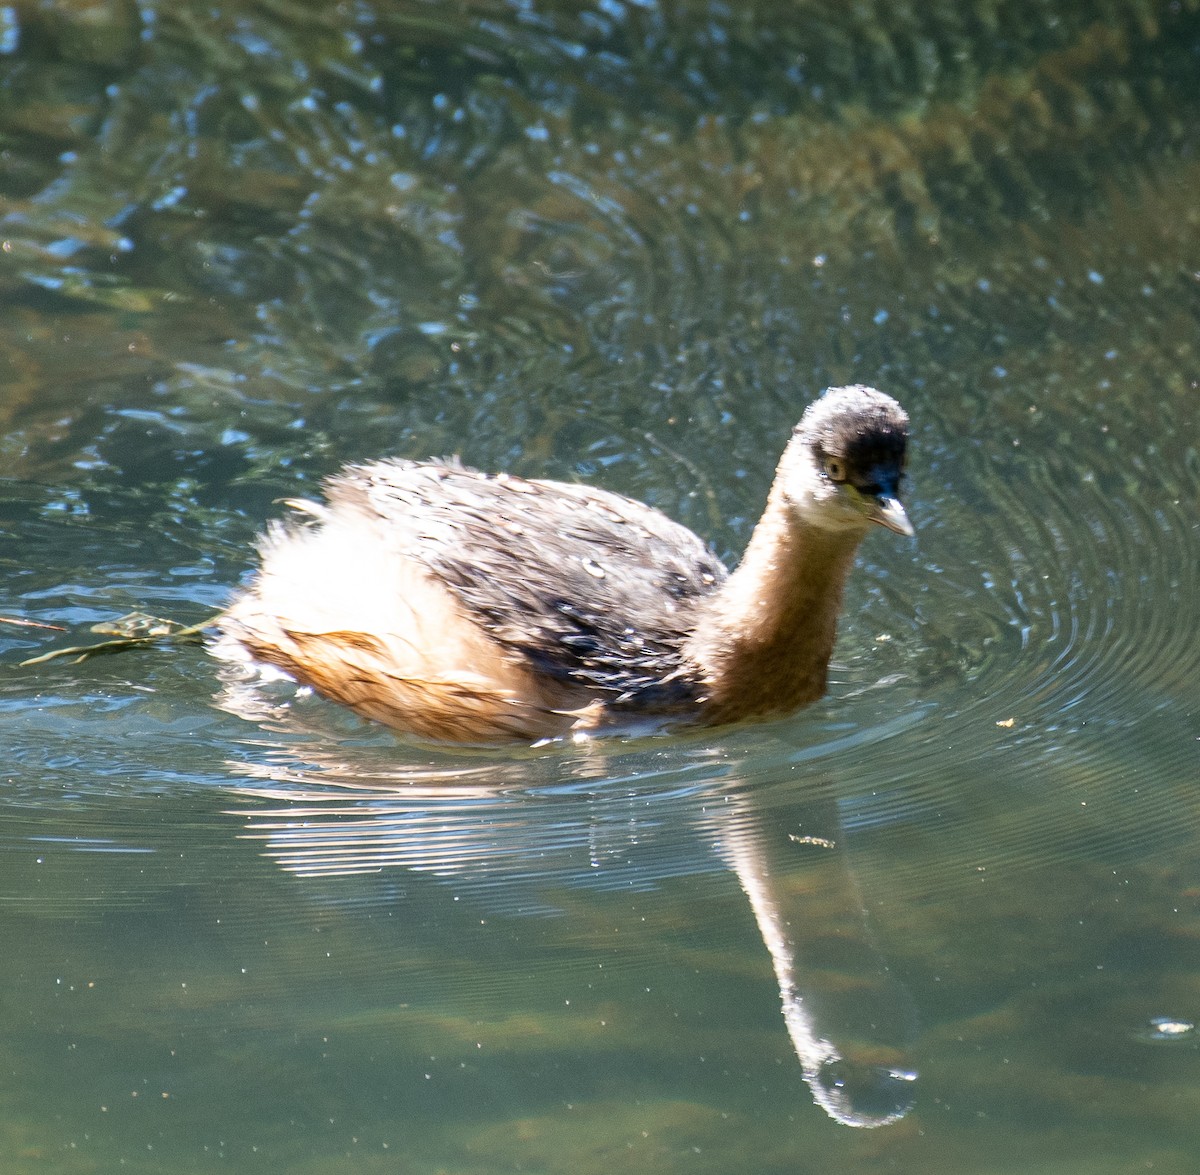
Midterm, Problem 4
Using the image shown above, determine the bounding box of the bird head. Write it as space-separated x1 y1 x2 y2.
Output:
781 385 913 537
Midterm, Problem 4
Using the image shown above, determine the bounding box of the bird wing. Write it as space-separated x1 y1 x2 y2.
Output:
323 459 728 704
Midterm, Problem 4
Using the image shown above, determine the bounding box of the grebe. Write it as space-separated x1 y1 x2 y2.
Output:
217 385 912 742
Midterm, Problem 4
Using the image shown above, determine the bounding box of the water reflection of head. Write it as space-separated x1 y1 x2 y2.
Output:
712 783 919 1128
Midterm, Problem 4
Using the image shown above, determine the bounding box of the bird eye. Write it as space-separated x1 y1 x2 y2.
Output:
823 456 846 483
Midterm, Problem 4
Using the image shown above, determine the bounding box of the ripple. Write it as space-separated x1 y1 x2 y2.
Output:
796 399 1200 894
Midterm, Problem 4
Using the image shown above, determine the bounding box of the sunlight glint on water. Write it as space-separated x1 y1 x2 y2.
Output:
1 0 1199 1170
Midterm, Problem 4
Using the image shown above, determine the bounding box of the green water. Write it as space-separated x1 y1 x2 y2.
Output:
2 0 1199 1170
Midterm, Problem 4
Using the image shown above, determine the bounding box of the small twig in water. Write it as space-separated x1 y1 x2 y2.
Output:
18 615 219 668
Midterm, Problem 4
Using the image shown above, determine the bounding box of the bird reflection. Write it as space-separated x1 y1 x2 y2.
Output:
226 740 919 1128
714 790 917 1127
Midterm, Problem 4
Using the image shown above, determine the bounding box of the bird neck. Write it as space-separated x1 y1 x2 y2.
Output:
687 488 865 723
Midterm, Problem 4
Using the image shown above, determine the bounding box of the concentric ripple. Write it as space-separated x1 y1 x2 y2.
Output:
802 396 1200 894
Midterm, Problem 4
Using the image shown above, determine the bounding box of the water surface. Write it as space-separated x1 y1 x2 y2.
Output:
2 0 1199 1171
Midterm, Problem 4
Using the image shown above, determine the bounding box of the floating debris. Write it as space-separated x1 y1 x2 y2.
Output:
1135 1017 1195 1043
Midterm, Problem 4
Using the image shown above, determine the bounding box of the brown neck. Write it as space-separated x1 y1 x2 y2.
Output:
686 490 865 723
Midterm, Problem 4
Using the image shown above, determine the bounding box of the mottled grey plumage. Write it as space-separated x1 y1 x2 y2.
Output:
323 460 728 706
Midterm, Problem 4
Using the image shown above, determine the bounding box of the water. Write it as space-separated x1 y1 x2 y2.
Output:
2 0 1199 1170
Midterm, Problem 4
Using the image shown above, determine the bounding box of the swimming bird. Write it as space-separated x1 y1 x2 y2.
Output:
216 385 912 743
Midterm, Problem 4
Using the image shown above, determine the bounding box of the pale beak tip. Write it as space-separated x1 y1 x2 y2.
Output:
874 497 914 537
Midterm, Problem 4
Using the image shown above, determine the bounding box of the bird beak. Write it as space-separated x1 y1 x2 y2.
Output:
870 495 914 536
